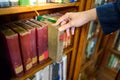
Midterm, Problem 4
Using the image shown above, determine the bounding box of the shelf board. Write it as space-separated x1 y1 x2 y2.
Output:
0 2 79 16
110 48 120 55
80 60 93 72
12 58 53 80
64 46 73 55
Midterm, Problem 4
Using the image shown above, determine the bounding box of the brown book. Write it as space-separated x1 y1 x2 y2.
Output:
42 20 64 62
24 20 48 63
15 22 37 66
0 26 24 77
7 24 33 72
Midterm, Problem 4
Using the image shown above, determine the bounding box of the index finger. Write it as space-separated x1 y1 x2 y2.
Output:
53 14 69 26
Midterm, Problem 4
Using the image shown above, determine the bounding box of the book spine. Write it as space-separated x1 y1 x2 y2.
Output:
19 0 30 6
9 0 18 6
63 55 67 80
42 25 48 60
6 35 24 76
0 28 24 77
30 28 37 66
57 31 64 62
0 0 10 7
29 0 36 5
37 27 45 63
19 32 33 72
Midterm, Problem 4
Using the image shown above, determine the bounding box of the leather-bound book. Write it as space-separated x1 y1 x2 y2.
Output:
7 24 32 73
15 22 37 66
0 25 24 77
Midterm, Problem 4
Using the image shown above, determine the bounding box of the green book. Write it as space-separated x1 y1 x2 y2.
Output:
19 0 30 6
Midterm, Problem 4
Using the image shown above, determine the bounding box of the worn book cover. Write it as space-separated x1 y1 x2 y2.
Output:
37 15 64 62
0 25 23 77
7 24 32 72
15 22 37 66
29 19 49 63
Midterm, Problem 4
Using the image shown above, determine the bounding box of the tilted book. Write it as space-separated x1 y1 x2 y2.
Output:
37 15 64 62
15 22 37 66
7 24 33 72
0 25 23 77
28 19 49 63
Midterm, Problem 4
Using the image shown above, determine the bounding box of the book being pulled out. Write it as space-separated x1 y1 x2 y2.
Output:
37 15 64 62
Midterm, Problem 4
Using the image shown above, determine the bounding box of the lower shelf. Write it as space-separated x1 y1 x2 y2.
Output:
12 58 53 80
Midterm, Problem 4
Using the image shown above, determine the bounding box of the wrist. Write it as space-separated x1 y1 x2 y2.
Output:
87 8 97 21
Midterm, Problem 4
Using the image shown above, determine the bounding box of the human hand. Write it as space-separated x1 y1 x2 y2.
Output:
53 8 97 36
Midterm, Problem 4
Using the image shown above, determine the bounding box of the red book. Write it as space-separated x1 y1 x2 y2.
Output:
24 20 48 63
7 24 33 73
0 26 24 77
15 22 37 66
29 19 48 62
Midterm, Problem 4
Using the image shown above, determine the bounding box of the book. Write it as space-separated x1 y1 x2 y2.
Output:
62 55 67 80
7 24 33 72
19 0 30 6
52 63 59 80
0 26 24 77
9 0 18 6
29 0 36 5
37 15 64 62
15 22 37 66
29 19 49 63
51 0 63 3
37 0 46 5
23 20 48 63
0 0 10 7
47 21 64 62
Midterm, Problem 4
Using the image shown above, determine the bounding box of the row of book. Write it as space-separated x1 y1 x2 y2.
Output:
107 54 120 72
0 0 78 7
0 19 49 78
85 35 98 59
0 13 72 79
26 55 67 80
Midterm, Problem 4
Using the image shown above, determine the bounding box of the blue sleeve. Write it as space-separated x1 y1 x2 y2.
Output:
96 0 120 34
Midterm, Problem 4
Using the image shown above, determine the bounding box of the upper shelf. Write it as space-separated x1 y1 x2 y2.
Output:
0 2 79 16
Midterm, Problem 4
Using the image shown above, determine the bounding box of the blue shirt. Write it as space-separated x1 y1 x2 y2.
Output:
96 0 120 34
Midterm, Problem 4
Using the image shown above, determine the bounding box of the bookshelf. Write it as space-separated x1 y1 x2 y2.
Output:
0 2 79 16
96 30 120 80
0 1 86 80
73 0 107 80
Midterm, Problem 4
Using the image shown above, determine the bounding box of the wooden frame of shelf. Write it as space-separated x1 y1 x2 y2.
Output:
0 2 79 16
110 48 120 55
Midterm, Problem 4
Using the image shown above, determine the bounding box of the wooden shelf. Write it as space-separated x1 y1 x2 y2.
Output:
110 48 120 55
0 2 79 16
64 46 73 55
12 58 53 80
11 47 72 80
80 60 93 72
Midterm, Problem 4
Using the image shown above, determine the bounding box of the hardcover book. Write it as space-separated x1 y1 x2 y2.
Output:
46 20 64 62
0 0 10 7
9 0 18 6
29 19 49 62
18 0 30 6
15 22 37 66
24 20 48 63
7 24 33 72
0 26 23 77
